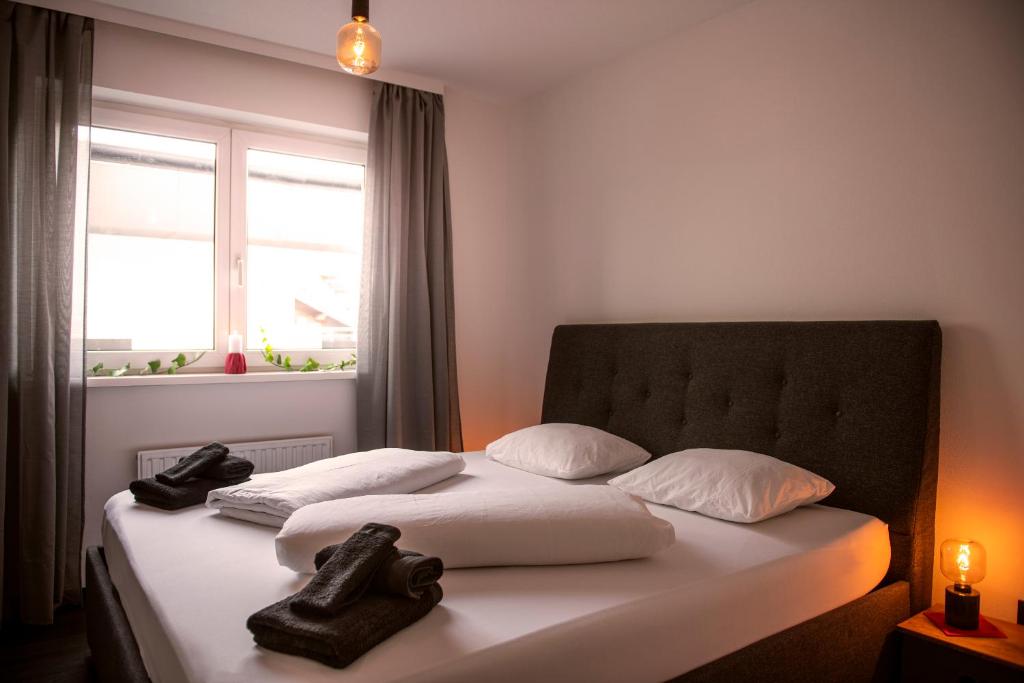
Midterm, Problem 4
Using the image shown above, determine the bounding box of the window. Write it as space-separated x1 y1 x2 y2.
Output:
86 108 365 372
87 126 218 351
235 135 364 351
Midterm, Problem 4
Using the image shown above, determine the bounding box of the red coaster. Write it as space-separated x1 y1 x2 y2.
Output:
924 611 1007 638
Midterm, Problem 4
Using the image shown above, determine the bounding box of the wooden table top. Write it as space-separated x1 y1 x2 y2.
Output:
898 607 1024 670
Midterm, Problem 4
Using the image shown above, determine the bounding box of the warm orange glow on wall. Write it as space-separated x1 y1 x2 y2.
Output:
934 484 1023 622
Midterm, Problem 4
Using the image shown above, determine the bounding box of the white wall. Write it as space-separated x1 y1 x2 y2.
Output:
93 21 373 133
444 87 547 450
498 0 1024 619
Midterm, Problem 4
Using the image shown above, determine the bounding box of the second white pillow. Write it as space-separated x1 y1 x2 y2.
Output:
607 448 835 523
486 423 651 479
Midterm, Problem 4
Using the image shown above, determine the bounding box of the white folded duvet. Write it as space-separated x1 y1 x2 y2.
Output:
206 449 466 527
276 485 676 573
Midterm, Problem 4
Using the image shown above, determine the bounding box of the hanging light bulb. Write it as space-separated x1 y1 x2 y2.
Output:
337 0 381 76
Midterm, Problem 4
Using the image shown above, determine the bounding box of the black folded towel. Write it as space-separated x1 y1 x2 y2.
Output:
247 584 442 668
129 475 249 510
155 442 229 485
315 545 443 600
290 523 401 617
202 455 255 482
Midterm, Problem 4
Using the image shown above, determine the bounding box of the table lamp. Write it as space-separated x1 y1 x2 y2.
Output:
940 538 986 630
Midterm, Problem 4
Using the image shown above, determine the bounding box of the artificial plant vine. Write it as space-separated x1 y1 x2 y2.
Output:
259 328 356 373
88 351 207 377
86 332 355 377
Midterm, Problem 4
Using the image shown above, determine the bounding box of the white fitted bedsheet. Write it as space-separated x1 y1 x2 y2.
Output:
102 452 890 683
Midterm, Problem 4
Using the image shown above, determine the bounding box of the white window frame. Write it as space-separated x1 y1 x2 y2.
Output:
86 106 366 374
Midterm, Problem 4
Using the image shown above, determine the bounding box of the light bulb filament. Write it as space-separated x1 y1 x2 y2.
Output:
956 545 970 572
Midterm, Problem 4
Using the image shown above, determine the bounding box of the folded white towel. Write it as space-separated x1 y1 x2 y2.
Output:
206 449 466 527
275 485 676 573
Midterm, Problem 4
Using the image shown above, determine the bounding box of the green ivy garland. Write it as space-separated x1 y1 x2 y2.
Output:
86 331 356 377
259 329 356 372
89 352 207 377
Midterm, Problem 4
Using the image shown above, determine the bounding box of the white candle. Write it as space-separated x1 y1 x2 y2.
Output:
228 332 243 354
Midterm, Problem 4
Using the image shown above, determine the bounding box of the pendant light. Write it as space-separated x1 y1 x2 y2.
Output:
337 0 381 76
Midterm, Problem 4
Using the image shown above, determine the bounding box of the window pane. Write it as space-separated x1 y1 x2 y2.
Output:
87 127 216 351
245 148 363 350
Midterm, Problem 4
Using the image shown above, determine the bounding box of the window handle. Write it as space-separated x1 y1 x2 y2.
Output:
236 257 244 287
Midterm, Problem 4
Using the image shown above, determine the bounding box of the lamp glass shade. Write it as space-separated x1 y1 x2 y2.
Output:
939 538 986 587
336 19 381 75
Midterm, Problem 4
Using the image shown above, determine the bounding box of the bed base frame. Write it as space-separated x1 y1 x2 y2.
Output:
86 547 151 683
85 545 908 683
676 581 908 683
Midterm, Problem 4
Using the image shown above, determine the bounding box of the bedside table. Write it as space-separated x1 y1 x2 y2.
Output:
897 607 1024 683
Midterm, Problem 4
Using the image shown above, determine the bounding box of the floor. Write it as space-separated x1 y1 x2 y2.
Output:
0 607 92 682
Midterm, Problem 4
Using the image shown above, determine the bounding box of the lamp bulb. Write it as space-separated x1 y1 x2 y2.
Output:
337 19 381 75
939 538 986 589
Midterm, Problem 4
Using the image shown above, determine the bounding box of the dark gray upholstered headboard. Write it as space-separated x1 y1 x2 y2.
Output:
541 321 941 612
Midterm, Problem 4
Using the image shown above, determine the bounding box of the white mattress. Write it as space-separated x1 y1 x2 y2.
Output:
102 452 890 683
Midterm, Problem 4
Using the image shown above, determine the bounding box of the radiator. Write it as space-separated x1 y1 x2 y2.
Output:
137 436 335 479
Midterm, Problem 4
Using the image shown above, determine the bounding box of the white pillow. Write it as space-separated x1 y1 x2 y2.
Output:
607 448 835 523
486 423 651 480
276 485 675 573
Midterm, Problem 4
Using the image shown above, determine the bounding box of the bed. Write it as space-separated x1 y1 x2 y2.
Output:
86 320 941 683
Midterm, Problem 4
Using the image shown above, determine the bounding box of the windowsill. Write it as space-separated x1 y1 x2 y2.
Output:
87 369 355 388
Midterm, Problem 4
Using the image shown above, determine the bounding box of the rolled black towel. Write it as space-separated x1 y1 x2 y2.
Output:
315 546 443 600
247 584 442 668
373 550 443 599
155 442 229 485
290 523 400 618
202 455 255 482
130 475 249 510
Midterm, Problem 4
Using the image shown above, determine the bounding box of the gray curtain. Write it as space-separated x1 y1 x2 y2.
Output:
1 1 92 625
357 83 462 452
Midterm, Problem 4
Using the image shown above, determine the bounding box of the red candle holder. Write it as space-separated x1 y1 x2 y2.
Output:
225 352 247 374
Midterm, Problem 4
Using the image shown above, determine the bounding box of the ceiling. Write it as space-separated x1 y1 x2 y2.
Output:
83 0 756 99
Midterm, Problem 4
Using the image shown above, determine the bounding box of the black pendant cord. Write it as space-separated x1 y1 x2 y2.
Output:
352 0 369 21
